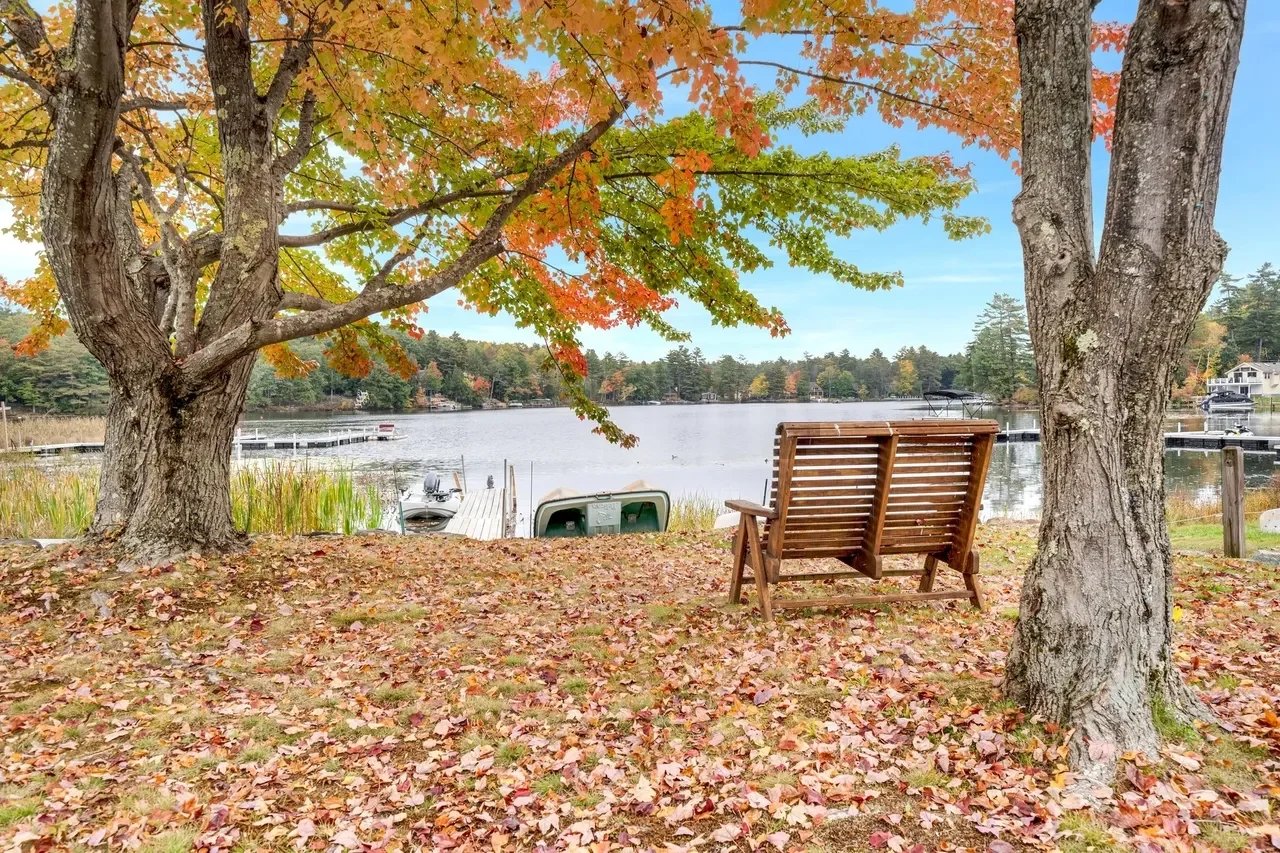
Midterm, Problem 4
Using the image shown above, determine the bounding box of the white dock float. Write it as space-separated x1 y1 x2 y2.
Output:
443 488 507 540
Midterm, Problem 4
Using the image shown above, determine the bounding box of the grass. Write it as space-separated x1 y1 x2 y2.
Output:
232 459 385 535
1167 473 1280 554
0 414 105 450
0 801 38 828
1169 520 1280 553
0 459 97 538
1058 814 1117 851
667 492 719 532
0 457 390 538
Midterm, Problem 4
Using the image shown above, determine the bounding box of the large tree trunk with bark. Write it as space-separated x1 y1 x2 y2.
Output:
91 362 254 560
1004 0 1245 780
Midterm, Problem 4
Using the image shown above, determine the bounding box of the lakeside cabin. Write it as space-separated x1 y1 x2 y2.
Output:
1209 362 1280 398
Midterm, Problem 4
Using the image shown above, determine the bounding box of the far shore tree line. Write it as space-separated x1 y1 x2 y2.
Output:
1 294 1039 413
9 261 1274 416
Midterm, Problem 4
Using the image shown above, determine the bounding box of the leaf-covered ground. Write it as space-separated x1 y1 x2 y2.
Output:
1 523 1278 852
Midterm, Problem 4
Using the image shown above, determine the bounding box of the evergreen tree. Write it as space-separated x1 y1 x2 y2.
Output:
966 293 1033 401
1211 263 1280 364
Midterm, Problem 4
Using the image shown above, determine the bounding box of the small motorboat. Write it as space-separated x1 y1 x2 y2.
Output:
399 472 463 524
1200 391 1255 413
534 481 670 537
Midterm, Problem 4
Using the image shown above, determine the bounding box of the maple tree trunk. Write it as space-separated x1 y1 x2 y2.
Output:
1004 0 1244 780
1003 266 1211 774
87 354 255 560
101 364 254 560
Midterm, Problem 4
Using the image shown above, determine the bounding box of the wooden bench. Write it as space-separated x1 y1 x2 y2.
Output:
727 419 999 619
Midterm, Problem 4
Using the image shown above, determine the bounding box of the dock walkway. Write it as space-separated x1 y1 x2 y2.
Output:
996 428 1280 457
442 466 518 541
5 429 402 456
442 489 507 540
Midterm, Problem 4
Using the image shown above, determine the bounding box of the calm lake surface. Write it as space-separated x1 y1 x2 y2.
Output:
240 401 1280 534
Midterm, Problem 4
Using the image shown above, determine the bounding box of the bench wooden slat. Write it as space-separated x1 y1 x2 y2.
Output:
727 419 997 620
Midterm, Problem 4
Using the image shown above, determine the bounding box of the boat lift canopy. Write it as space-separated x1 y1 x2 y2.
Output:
922 389 989 417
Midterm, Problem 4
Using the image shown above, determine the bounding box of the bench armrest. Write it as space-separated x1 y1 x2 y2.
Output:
725 499 778 519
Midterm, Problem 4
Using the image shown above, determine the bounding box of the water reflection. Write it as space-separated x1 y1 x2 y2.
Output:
239 402 1280 531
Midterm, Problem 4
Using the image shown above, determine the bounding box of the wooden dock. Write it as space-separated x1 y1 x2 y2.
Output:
995 428 1280 457
442 465 518 541
5 429 403 456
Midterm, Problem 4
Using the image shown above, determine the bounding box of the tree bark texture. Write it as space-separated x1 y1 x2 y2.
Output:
1005 0 1245 780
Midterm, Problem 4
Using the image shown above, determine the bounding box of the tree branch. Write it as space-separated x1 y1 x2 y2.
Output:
277 185 513 248
120 95 189 112
272 89 317 177
180 106 627 386
0 0 53 73
736 59 1003 135
1010 0 1097 316
0 58 50 100
277 291 336 312
264 42 311 116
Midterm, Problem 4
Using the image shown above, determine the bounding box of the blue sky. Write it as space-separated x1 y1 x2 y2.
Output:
416 2 1280 360
2 3 1276 362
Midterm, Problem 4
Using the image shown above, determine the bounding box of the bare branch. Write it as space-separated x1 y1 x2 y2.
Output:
737 59 1003 136
0 0 52 70
121 96 190 112
263 26 317 118
285 199 368 215
0 59 50 100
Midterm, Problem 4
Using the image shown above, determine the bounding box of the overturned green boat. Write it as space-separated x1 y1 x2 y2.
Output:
533 481 671 537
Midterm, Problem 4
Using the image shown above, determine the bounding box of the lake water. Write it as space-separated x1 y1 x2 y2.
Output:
239 401 1280 534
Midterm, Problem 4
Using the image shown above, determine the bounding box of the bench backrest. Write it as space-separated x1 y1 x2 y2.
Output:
764 420 999 566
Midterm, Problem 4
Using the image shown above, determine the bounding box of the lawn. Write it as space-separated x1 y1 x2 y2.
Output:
1 523 1277 852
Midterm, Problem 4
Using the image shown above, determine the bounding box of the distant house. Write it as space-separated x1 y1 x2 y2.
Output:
1209 362 1280 397
700 391 719 403
808 381 826 402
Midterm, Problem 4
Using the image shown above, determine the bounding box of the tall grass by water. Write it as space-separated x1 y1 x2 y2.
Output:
668 493 719 532
0 461 96 538
1 415 105 450
1166 471 1280 525
232 460 385 535
0 458 388 539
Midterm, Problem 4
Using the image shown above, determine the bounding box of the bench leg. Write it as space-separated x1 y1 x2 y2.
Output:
918 554 939 592
728 518 748 604
963 551 984 610
743 516 773 621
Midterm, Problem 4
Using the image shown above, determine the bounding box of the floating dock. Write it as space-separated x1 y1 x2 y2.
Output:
441 465 518 541
4 428 403 456
996 428 1280 457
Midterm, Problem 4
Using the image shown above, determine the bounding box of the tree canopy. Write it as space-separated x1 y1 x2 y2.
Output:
0 0 1128 448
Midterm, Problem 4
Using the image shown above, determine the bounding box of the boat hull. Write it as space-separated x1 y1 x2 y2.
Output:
534 488 671 537
400 493 462 520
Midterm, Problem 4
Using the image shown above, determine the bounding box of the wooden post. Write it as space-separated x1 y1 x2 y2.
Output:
0 400 8 450
1222 446 1246 558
